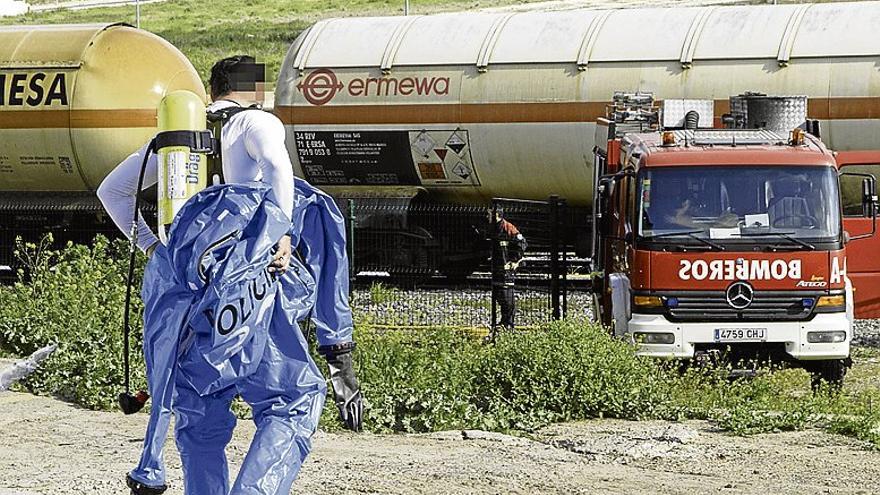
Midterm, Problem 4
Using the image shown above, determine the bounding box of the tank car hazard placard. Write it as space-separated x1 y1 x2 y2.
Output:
294 129 480 187
294 131 420 185
409 130 480 187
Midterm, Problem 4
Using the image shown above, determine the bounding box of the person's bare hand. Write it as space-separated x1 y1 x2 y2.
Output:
269 235 292 273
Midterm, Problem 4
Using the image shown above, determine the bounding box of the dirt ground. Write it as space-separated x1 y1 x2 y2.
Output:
2 384 880 495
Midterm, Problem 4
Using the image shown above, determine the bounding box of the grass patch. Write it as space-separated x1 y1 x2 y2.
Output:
2 238 880 448
368 281 398 305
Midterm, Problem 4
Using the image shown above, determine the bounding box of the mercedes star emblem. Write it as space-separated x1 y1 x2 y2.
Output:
726 281 754 310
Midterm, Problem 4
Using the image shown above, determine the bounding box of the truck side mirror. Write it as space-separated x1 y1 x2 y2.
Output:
862 177 878 218
841 172 878 241
597 176 616 235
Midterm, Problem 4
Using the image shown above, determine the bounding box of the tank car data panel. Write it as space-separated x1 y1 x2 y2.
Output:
294 129 480 187
295 131 419 185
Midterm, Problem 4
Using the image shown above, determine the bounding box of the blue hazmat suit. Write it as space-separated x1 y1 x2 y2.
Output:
128 178 353 494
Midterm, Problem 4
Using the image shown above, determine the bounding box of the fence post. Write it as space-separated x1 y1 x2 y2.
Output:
549 195 561 320
347 199 356 289
490 200 498 329
560 197 568 319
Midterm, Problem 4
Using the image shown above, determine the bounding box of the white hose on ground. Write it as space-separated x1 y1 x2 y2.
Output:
0 344 57 391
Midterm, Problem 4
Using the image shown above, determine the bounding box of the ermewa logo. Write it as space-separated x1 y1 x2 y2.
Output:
297 68 450 106
678 259 802 281
296 69 344 106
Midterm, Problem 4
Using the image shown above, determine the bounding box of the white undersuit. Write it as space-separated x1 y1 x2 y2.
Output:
97 100 295 252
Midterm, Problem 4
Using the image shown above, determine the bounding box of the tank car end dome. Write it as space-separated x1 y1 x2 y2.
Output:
0 23 206 193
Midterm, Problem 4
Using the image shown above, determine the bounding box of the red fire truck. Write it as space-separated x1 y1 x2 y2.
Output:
591 93 879 385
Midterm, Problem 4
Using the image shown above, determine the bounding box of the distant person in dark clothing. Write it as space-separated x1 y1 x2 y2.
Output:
490 207 527 330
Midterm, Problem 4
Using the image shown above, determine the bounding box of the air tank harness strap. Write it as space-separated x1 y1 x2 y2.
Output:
206 105 263 185
206 104 263 125
154 130 217 154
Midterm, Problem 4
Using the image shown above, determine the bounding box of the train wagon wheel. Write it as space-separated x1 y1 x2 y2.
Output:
387 240 433 285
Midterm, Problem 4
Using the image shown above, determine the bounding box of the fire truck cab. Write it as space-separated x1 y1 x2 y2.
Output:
591 93 879 384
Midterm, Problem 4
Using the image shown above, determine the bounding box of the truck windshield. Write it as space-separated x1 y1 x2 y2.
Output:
637 166 841 244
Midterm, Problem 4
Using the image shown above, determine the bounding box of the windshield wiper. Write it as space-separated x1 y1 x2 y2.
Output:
643 230 726 251
734 231 816 251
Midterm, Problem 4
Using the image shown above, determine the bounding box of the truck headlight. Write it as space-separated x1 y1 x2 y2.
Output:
806 331 847 343
634 332 675 344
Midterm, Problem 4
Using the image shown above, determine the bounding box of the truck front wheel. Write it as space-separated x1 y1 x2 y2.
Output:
808 358 851 391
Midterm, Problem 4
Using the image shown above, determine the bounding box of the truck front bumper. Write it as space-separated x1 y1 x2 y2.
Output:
627 312 851 361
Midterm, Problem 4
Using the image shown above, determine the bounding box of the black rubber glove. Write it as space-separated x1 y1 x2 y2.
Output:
320 343 363 432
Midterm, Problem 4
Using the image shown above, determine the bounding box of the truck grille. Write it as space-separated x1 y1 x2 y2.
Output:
663 291 822 323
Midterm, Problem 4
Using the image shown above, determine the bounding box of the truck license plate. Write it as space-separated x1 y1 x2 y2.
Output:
714 328 767 342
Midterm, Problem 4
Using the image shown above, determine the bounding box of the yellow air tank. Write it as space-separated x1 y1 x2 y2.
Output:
0 23 206 205
156 90 208 243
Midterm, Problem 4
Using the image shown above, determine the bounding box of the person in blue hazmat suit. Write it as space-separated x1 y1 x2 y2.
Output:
97 55 363 495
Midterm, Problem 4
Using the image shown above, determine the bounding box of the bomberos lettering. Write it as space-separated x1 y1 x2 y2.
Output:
678 259 802 281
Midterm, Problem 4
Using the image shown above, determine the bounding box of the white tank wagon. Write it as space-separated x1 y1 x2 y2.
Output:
277 2 880 207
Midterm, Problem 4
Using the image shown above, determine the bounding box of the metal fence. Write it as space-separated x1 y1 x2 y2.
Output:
0 194 592 328
349 278 592 330
0 195 124 279
341 197 589 277
339 199 489 280
345 195 591 329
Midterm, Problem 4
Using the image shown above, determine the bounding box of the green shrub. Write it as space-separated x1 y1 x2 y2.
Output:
4 239 880 449
354 328 486 432
474 322 671 430
0 235 147 409
327 322 682 433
